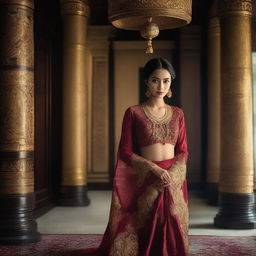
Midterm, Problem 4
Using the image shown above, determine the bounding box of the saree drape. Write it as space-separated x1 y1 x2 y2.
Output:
72 105 189 256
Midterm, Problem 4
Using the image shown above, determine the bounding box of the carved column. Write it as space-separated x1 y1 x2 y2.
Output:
214 0 256 229
206 1 221 205
59 0 90 206
0 0 40 244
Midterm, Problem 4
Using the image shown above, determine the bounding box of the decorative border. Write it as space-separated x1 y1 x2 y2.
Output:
219 0 252 16
61 0 89 17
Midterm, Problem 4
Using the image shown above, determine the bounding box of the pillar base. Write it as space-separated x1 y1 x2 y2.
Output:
214 192 256 229
0 193 41 245
206 182 219 205
58 185 90 206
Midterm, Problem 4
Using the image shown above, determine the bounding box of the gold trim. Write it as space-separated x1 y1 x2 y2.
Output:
168 162 189 252
110 224 139 256
0 159 34 194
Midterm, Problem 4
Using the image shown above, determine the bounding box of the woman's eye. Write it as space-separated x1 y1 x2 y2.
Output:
164 80 170 84
152 79 158 83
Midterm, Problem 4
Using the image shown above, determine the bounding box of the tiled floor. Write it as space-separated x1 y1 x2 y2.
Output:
37 191 255 236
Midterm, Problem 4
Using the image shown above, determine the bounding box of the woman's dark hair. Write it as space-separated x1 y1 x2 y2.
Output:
143 58 176 81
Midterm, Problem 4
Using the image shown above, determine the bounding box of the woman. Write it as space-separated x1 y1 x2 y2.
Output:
74 58 189 256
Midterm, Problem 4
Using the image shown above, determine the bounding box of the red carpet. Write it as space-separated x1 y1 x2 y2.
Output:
0 235 255 256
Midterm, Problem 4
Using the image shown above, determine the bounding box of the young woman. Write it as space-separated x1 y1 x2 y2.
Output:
74 58 189 256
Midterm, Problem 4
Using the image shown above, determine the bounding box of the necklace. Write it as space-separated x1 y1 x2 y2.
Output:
142 103 172 124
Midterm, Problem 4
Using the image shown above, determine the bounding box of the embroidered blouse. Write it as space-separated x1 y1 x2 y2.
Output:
118 104 188 171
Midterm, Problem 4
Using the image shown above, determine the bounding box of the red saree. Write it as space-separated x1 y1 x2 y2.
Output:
73 104 189 256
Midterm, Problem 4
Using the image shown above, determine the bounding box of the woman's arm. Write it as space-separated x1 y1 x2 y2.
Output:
174 110 188 164
168 110 188 185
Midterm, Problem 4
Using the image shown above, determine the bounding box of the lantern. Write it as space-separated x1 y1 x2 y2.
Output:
108 0 192 53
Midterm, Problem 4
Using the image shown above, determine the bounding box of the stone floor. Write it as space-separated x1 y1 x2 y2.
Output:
37 190 255 236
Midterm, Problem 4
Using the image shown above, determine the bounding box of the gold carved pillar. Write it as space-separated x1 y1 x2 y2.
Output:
0 0 40 244
59 0 90 206
206 1 221 205
214 0 256 229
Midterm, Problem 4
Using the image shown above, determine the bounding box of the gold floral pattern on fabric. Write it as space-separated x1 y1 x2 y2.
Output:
168 162 189 252
109 192 122 239
137 182 160 228
131 154 155 186
141 103 174 145
168 162 186 190
110 224 139 256
140 104 181 145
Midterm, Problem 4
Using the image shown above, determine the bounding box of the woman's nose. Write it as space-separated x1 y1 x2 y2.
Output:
158 81 164 89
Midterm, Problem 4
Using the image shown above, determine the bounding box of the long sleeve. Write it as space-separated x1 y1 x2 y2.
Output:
174 110 188 164
168 110 188 185
118 108 135 166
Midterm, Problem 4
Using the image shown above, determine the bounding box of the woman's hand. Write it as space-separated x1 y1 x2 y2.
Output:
152 167 172 187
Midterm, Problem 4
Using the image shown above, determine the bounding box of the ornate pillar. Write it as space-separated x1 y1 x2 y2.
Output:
59 0 90 206
0 0 40 244
206 1 221 205
214 0 256 229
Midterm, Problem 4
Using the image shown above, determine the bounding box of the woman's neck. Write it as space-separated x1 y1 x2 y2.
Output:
146 97 166 108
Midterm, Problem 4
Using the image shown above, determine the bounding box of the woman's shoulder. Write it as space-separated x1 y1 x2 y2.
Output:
169 105 185 117
125 104 142 113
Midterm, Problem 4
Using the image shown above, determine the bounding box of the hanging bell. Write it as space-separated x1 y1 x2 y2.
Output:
108 0 192 53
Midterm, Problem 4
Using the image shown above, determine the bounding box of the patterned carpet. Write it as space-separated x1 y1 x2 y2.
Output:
0 235 255 256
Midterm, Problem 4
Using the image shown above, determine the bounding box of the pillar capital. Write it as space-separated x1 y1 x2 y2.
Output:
219 0 252 17
60 0 89 17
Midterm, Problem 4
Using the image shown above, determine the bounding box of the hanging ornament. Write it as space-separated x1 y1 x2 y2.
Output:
108 0 192 53
140 17 159 54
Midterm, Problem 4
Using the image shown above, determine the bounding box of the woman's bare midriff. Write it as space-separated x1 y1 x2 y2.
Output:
140 143 175 161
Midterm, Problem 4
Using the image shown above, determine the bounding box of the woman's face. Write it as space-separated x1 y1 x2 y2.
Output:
146 68 171 98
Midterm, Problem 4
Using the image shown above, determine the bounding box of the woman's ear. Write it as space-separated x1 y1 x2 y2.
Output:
144 80 148 86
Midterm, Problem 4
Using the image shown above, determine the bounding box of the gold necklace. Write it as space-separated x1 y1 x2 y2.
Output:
142 103 171 124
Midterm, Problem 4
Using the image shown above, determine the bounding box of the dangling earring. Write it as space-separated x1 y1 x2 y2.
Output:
145 89 151 98
166 89 172 98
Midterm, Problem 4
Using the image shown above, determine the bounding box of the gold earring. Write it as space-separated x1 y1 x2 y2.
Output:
166 90 172 98
145 89 151 98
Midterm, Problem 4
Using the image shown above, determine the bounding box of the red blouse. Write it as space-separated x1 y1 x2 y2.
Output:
118 104 188 166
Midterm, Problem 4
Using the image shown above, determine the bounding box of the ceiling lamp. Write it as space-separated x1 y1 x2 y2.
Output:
108 0 192 53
